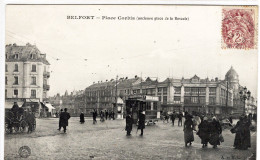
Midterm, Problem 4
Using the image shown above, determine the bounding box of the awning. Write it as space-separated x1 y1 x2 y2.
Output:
117 97 124 104
5 101 24 109
45 103 56 110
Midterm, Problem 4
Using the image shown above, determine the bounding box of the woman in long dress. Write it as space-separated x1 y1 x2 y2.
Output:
183 114 194 147
209 117 222 148
198 117 210 148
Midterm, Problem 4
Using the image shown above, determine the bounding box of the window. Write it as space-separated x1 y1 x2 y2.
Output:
191 97 198 103
14 54 18 59
14 76 18 85
199 88 206 95
199 97 206 104
163 96 167 104
14 89 18 96
191 88 198 94
14 64 18 72
163 87 167 95
209 97 216 105
184 87 191 95
31 77 36 85
5 77 7 85
5 64 8 72
174 96 181 103
174 87 181 94
184 96 191 104
5 89 7 97
31 90 36 98
209 87 216 95
32 64 36 72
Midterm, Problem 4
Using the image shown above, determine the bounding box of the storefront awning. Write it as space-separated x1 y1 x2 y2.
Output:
45 103 56 110
5 101 24 109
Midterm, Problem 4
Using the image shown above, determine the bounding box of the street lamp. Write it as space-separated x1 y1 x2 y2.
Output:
239 86 251 115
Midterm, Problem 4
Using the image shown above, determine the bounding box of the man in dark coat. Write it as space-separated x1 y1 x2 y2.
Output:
57 109 63 131
138 111 146 136
93 109 97 124
80 112 85 124
105 110 108 120
112 111 115 120
178 112 183 126
125 113 133 136
26 111 35 133
59 108 70 133
171 112 176 126
11 102 19 119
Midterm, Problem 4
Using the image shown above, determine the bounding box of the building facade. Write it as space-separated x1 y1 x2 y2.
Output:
5 43 50 116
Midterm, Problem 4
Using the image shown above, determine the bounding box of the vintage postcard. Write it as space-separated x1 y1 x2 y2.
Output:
4 5 258 159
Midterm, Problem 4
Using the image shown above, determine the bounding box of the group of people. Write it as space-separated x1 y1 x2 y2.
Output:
125 110 146 136
163 111 183 126
92 109 115 124
184 111 252 150
57 108 71 133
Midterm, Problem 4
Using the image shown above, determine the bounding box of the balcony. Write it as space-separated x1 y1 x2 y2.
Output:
43 84 50 91
43 71 50 78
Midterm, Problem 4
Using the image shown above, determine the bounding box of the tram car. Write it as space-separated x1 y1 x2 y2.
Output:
126 95 160 125
5 108 36 134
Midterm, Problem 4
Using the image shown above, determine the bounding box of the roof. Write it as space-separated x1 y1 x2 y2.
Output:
5 43 50 65
225 66 239 81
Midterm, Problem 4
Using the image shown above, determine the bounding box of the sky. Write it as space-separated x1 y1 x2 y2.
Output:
5 5 258 97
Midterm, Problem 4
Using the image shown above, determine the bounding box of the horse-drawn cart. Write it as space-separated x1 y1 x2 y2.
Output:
5 109 36 134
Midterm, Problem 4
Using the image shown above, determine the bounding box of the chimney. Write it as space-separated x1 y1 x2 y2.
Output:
135 75 137 79
106 80 108 82
93 82 95 84
215 77 218 81
125 77 128 79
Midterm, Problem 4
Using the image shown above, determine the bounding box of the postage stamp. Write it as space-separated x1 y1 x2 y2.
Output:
222 7 258 50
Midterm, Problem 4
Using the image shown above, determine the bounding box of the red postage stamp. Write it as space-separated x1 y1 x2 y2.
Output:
222 8 257 50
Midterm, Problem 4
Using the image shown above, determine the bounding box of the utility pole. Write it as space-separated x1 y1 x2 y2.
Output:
115 75 118 112
226 79 229 115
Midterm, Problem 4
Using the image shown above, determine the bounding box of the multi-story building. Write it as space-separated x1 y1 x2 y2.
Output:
5 43 50 117
245 97 257 115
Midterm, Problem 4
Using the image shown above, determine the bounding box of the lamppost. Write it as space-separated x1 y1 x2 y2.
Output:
239 87 251 115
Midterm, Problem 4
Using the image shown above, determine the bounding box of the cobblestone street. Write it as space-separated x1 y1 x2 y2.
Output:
4 117 256 160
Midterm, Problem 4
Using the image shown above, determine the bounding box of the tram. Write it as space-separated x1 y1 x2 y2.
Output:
126 95 160 125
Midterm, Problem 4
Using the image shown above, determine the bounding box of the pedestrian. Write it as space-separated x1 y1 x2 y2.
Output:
125 112 133 136
59 108 71 133
178 112 183 126
80 112 85 124
198 117 210 148
171 111 176 126
93 109 97 124
11 102 19 119
241 115 251 150
138 110 146 136
193 115 201 132
105 110 108 120
209 117 222 148
183 114 194 147
229 116 233 125
100 111 105 122
112 111 115 120
57 109 63 131
26 111 35 134
231 116 243 149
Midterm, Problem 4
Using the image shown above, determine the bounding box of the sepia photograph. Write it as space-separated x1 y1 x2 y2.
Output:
3 5 258 159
